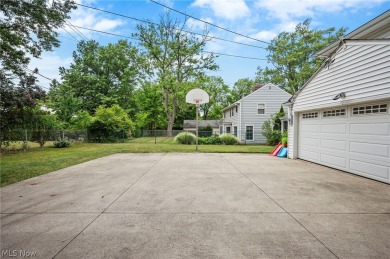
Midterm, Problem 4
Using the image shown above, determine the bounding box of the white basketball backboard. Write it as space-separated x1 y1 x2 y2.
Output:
185 88 209 104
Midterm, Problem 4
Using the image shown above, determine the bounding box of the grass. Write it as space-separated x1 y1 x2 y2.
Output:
0 137 273 187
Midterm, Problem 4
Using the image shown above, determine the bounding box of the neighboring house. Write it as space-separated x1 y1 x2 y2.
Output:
285 10 390 184
183 119 222 133
221 83 291 144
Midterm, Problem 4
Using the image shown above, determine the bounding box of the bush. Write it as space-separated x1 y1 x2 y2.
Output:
53 140 71 148
262 120 282 146
219 134 239 145
198 125 213 137
174 132 196 144
198 136 223 145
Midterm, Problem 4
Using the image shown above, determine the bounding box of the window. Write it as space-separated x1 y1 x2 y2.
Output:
232 108 234 116
302 112 318 119
246 126 253 140
323 109 346 117
219 126 223 134
352 104 388 115
257 104 265 115
236 106 238 113
226 126 231 134
233 126 237 137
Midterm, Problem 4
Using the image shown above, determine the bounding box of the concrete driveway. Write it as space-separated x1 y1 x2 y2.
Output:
1 153 389 258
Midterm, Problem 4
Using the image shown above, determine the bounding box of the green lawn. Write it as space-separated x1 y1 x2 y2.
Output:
0 138 273 187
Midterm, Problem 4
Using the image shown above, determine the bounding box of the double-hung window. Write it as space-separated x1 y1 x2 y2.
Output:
246 126 253 140
257 104 265 115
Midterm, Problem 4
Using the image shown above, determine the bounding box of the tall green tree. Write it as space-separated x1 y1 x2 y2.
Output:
255 19 346 94
197 76 229 119
228 78 254 104
0 0 76 141
134 82 166 130
53 40 146 115
134 14 218 135
0 0 76 79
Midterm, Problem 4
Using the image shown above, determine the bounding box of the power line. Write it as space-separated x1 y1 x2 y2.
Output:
65 21 89 41
72 25 266 61
202 51 267 61
74 3 266 50
62 27 80 42
150 0 270 45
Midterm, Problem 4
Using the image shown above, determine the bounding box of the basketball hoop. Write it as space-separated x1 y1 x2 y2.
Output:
185 89 210 151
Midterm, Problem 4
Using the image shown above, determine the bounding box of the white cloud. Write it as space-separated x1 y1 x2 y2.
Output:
62 0 126 39
187 17 213 31
255 0 387 22
93 19 124 31
250 30 277 41
28 54 73 88
192 0 250 20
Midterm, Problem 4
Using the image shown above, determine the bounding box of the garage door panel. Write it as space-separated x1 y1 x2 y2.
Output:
300 137 320 147
350 123 389 135
320 153 346 169
350 141 389 157
350 160 389 180
300 124 320 133
299 149 320 162
321 139 347 151
320 123 347 134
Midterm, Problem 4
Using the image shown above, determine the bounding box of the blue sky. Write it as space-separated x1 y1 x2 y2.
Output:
31 0 390 90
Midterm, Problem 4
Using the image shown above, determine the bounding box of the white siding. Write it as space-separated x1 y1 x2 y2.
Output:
240 84 291 144
294 43 390 111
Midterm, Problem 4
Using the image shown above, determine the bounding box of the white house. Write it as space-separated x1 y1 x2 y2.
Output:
286 10 390 184
221 83 291 144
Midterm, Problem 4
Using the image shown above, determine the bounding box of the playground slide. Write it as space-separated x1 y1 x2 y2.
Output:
277 147 288 158
269 143 282 156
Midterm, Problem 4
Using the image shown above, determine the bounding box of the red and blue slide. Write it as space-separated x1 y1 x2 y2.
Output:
277 147 288 158
269 143 282 156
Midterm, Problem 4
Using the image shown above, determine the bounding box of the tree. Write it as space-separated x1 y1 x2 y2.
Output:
48 79 81 127
30 108 62 148
133 82 166 131
0 71 45 143
0 0 75 142
255 19 346 94
55 40 145 115
197 76 229 120
0 0 76 79
87 105 134 142
228 78 254 104
134 13 218 135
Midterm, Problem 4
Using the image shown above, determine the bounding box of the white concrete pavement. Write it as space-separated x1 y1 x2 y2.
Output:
1 153 389 258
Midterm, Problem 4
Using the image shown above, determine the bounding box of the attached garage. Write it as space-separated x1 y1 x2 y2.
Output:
297 103 389 183
287 10 390 184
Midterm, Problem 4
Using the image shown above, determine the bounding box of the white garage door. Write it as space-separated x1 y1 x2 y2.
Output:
298 102 390 184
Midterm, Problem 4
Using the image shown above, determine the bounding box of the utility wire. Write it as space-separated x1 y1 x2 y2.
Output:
67 20 89 41
74 3 266 49
65 21 89 41
202 51 267 60
150 0 270 45
72 25 266 61
62 27 80 42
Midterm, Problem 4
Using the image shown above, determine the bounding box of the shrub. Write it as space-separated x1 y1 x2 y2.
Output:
53 140 71 148
219 134 239 145
198 136 222 145
198 125 213 137
262 120 282 146
174 132 196 144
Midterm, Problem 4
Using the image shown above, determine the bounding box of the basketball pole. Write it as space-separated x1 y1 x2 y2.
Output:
196 102 199 151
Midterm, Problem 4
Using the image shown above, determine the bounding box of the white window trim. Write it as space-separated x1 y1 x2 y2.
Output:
245 125 254 141
257 103 266 115
322 108 347 118
233 125 238 137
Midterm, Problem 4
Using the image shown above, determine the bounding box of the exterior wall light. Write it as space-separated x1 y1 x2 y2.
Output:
333 92 346 100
